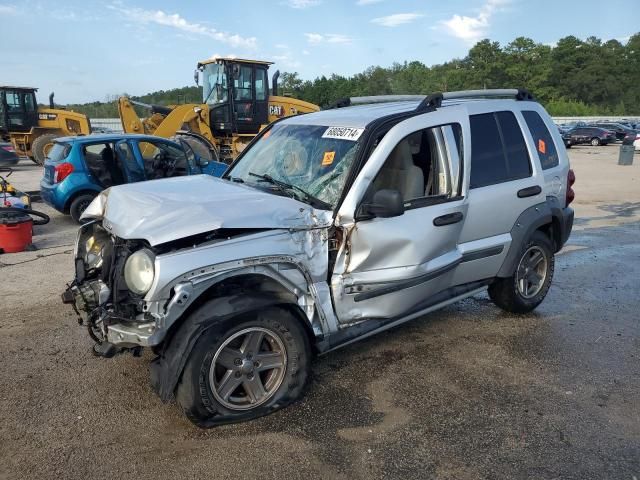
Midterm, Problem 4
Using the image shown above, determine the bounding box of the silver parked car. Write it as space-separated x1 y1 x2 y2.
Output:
64 89 575 426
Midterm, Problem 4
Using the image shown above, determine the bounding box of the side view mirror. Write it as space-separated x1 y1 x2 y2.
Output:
360 189 405 219
193 69 199 86
196 155 209 167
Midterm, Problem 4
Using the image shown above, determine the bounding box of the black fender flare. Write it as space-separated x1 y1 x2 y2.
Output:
149 291 298 402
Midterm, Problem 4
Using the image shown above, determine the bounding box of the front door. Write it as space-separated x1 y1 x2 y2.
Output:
331 118 468 323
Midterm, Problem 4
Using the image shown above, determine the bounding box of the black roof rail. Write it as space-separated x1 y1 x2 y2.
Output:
415 88 535 112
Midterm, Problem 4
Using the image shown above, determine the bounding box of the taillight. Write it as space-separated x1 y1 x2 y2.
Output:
1 146 15 152
566 169 575 206
54 162 74 183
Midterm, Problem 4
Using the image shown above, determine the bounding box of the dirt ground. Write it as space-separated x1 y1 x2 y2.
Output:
1 145 639 480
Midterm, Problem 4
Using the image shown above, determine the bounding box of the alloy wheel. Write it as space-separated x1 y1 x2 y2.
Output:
209 327 287 410
515 246 548 299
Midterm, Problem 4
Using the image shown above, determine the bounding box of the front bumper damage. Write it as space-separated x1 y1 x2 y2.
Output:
62 280 162 347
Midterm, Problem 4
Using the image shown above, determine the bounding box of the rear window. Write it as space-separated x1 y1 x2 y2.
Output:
47 142 71 162
522 111 559 170
469 111 531 189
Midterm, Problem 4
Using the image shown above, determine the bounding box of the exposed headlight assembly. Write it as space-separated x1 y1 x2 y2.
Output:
124 249 155 295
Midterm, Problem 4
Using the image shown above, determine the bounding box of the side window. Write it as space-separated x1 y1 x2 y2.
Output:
234 66 253 101
6 92 20 111
522 111 559 170
255 69 267 101
371 123 462 206
469 111 531 189
25 93 36 112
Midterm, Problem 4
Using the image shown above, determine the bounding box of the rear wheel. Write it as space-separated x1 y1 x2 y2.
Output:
31 133 58 165
590 137 601 146
175 306 311 427
69 193 96 223
488 231 555 313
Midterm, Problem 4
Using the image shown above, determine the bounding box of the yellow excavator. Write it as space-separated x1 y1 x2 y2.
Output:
0 87 91 165
118 57 319 162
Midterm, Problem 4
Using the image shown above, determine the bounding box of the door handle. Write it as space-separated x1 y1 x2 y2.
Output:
433 212 463 226
517 185 542 198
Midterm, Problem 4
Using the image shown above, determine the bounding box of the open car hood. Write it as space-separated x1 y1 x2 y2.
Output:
82 175 332 246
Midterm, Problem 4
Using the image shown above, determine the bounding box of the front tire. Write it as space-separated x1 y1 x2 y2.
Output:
488 231 555 313
176 307 311 427
591 137 601 146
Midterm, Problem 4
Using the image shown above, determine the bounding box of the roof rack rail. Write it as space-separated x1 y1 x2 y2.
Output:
328 95 427 109
415 88 535 112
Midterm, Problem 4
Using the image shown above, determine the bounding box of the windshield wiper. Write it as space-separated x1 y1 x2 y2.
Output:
248 172 331 210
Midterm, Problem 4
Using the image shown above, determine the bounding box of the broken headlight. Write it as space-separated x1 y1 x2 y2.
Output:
84 228 111 271
124 249 155 295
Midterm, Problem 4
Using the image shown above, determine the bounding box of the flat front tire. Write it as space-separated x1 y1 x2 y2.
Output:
175 307 311 427
488 231 555 313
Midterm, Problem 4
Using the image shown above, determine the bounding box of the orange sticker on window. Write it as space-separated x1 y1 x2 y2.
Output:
322 151 336 166
538 139 546 154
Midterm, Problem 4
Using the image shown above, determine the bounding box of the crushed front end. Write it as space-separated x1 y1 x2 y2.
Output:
62 221 157 354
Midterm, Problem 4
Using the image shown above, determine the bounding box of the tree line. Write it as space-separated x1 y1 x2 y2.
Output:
66 33 640 118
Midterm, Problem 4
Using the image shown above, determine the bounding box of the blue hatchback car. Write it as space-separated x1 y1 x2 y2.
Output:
40 134 227 222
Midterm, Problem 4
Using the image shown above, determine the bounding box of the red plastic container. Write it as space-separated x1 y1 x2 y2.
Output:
0 213 33 253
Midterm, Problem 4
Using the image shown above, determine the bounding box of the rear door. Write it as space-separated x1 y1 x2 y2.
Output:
453 108 542 286
332 112 467 323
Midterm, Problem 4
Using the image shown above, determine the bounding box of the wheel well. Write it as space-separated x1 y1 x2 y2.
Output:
63 189 99 213
536 218 562 252
163 273 318 352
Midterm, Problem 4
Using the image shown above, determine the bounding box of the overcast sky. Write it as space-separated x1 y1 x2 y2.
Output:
0 0 637 104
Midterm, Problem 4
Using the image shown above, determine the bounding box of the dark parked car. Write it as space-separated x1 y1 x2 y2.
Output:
564 127 616 146
0 142 19 165
589 122 636 141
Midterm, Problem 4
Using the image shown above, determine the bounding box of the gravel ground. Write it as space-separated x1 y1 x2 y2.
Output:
1 145 639 480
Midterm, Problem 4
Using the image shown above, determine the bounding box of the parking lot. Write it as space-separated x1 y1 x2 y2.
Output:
1 145 639 479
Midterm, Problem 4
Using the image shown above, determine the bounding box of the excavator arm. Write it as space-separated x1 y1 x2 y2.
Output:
117 97 215 144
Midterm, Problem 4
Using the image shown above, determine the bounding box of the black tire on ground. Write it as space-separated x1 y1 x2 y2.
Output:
488 231 555 314
31 133 59 165
175 306 311 427
590 137 601 146
69 193 96 223
170 134 219 163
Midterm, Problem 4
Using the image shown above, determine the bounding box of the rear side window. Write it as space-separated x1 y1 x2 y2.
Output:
522 111 559 170
469 111 531 189
47 142 71 162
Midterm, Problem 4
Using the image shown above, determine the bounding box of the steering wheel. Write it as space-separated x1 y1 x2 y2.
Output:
151 151 177 178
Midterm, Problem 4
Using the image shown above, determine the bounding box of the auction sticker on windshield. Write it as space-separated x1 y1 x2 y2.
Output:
322 127 364 141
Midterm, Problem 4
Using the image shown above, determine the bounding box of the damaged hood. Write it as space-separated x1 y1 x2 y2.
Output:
82 175 332 245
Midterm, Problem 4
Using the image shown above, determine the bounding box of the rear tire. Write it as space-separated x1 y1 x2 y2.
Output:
69 193 96 223
176 306 311 427
31 133 58 165
169 134 219 163
590 137 601 146
488 231 555 314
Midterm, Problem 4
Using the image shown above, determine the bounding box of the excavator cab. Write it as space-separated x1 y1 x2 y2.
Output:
0 87 39 137
198 58 272 136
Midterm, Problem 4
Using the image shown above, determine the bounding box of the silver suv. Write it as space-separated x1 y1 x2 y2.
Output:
64 89 575 427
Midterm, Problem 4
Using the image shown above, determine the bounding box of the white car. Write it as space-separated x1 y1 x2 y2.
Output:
634 133 640 151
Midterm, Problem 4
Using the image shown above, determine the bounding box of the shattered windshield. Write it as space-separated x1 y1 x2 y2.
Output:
226 124 362 209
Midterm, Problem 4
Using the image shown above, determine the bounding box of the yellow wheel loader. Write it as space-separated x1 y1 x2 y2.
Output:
118 57 319 163
0 87 91 165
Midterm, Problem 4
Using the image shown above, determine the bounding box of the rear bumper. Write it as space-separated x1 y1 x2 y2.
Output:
558 206 574 249
39 180 65 211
